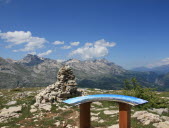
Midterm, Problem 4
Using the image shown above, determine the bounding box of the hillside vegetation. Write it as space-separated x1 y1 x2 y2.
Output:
0 87 169 128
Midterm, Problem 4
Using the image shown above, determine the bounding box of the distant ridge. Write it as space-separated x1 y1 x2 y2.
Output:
132 65 169 74
0 54 168 90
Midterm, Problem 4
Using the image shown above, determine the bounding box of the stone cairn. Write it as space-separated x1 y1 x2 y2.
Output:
35 65 82 106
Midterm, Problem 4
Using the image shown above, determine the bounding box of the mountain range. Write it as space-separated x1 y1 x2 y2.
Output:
132 65 169 74
0 54 169 90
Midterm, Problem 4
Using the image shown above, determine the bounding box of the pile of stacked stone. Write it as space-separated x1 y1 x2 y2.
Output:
35 65 82 106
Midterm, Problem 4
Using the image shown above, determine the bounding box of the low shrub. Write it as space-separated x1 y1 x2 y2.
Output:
123 78 168 109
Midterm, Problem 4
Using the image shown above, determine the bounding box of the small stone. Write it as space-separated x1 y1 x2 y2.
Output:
66 124 73 128
148 108 168 115
91 112 100 116
91 116 99 121
144 120 151 125
30 108 37 113
39 103 51 111
33 119 38 122
132 111 162 125
153 121 169 128
0 106 22 123
98 119 104 123
1 126 9 128
93 102 102 106
161 116 169 121
107 124 119 128
6 101 17 106
0 92 3 97
103 110 118 115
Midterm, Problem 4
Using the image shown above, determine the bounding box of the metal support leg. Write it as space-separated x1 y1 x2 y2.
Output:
80 102 91 128
119 103 131 128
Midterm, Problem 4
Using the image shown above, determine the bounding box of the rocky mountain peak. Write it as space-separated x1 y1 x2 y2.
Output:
6 58 17 63
18 54 44 66
65 59 80 64
97 58 109 63
94 58 114 65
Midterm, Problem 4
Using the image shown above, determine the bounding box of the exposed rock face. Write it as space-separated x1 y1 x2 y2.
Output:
0 92 3 97
132 111 162 125
153 121 169 128
35 65 82 105
18 54 44 66
148 108 168 115
6 101 17 106
0 106 22 123
103 110 118 115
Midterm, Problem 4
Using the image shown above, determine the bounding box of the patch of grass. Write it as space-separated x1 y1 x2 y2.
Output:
61 110 73 116
51 104 59 113
101 101 117 108
158 91 169 97
53 116 64 121
160 111 169 117
92 115 118 127
38 118 56 127
66 119 74 124
10 88 23 92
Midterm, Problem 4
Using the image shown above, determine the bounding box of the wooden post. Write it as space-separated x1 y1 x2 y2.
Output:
119 102 131 128
80 102 91 128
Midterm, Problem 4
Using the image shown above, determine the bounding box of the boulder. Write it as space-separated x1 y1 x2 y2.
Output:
92 101 102 106
38 103 51 111
103 110 118 115
0 106 22 123
148 108 168 115
6 101 17 106
153 121 169 128
132 111 162 125
107 124 119 128
0 92 3 97
161 116 169 121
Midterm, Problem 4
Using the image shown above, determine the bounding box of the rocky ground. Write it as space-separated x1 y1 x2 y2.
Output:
0 87 169 128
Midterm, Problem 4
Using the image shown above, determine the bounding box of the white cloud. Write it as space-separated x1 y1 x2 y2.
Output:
61 45 71 49
95 39 116 47
85 42 93 46
53 41 64 45
147 58 169 68
70 41 80 46
70 39 116 60
19 37 46 52
38 50 52 57
162 58 169 62
0 31 47 52
0 31 31 45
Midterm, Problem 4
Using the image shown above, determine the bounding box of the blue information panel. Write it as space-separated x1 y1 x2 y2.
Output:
63 94 148 106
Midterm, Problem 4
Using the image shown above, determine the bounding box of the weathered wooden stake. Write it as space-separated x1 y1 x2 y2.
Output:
80 102 91 128
119 102 131 128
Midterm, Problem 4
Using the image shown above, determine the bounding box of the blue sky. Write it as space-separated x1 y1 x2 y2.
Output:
0 0 169 69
